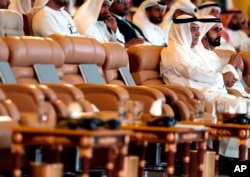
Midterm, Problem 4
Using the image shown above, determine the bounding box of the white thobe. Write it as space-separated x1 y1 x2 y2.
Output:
226 29 250 52
85 21 125 43
161 42 250 158
141 23 167 46
32 6 79 37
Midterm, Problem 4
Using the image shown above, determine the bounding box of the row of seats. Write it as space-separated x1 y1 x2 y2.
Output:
1 33 249 174
0 34 199 121
0 34 179 174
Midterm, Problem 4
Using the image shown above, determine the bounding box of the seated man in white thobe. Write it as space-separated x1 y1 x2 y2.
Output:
31 0 79 37
160 15 250 158
197 15 248 98
133 0 168 46
73 0 125 44
221 10 250 52
160 15 250 159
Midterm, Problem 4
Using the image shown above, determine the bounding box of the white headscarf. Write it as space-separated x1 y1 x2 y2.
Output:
163 0 197 23
197 1 221 17
73 0 113 35
133 0 167 29
8 0 32 14
160 15 199 73
30 0 49 15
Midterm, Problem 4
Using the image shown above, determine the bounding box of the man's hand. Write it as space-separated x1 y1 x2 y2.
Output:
223 71 238 87
105 14 118 33
228 53 244 71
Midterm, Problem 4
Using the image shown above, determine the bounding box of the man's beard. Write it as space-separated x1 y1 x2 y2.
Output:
207 35 221 47
149 16 163 25
228 22 242 31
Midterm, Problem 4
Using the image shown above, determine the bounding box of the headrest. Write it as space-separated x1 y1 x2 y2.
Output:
2 36 65 67
102 42 128 69
48 34 106 66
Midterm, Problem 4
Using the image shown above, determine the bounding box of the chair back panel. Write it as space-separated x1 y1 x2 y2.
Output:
102 42 129 85
127 45 164 85
48 34 107 84
2 36 65 83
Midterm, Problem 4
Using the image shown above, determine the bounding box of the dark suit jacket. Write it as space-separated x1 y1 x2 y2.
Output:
113 16 148 42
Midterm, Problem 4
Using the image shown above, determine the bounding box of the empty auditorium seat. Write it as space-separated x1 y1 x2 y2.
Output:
2 36 93 113
48 34 130 111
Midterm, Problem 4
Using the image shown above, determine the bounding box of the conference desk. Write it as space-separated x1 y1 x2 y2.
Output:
122 124 209 177
10 126 131 177
180 121 250 176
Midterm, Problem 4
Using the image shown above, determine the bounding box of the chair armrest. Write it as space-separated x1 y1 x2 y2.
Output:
147 85 190 121
75 84 129 111
1 99 20 122
36 85 69 117
43 83 93 112
121 85 166 114
0 84 56 116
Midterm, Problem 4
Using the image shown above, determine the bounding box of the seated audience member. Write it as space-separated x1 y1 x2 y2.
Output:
74 0 125 44
221 10 250 52
159 0 197 41
160 14 250 161
198 15 248 97
133 0 168 46
109 0 149 45
197 1 236 52
0 0 10 9
31 0 79 37
8 0 34 14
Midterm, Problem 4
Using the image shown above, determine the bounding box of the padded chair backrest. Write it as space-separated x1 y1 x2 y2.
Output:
102 42 129 86
0 9 24 37
48 34 107 84
127 45 164 85
2 36 65 84
124 85 174 116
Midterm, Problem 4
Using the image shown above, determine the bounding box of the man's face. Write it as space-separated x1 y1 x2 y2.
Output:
0 0 10 9
54 0 69 7
146 5 164 25
190 23 200 48
206 23 222 47
228 13 243 30
109 0 131 17
98 1 111 21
